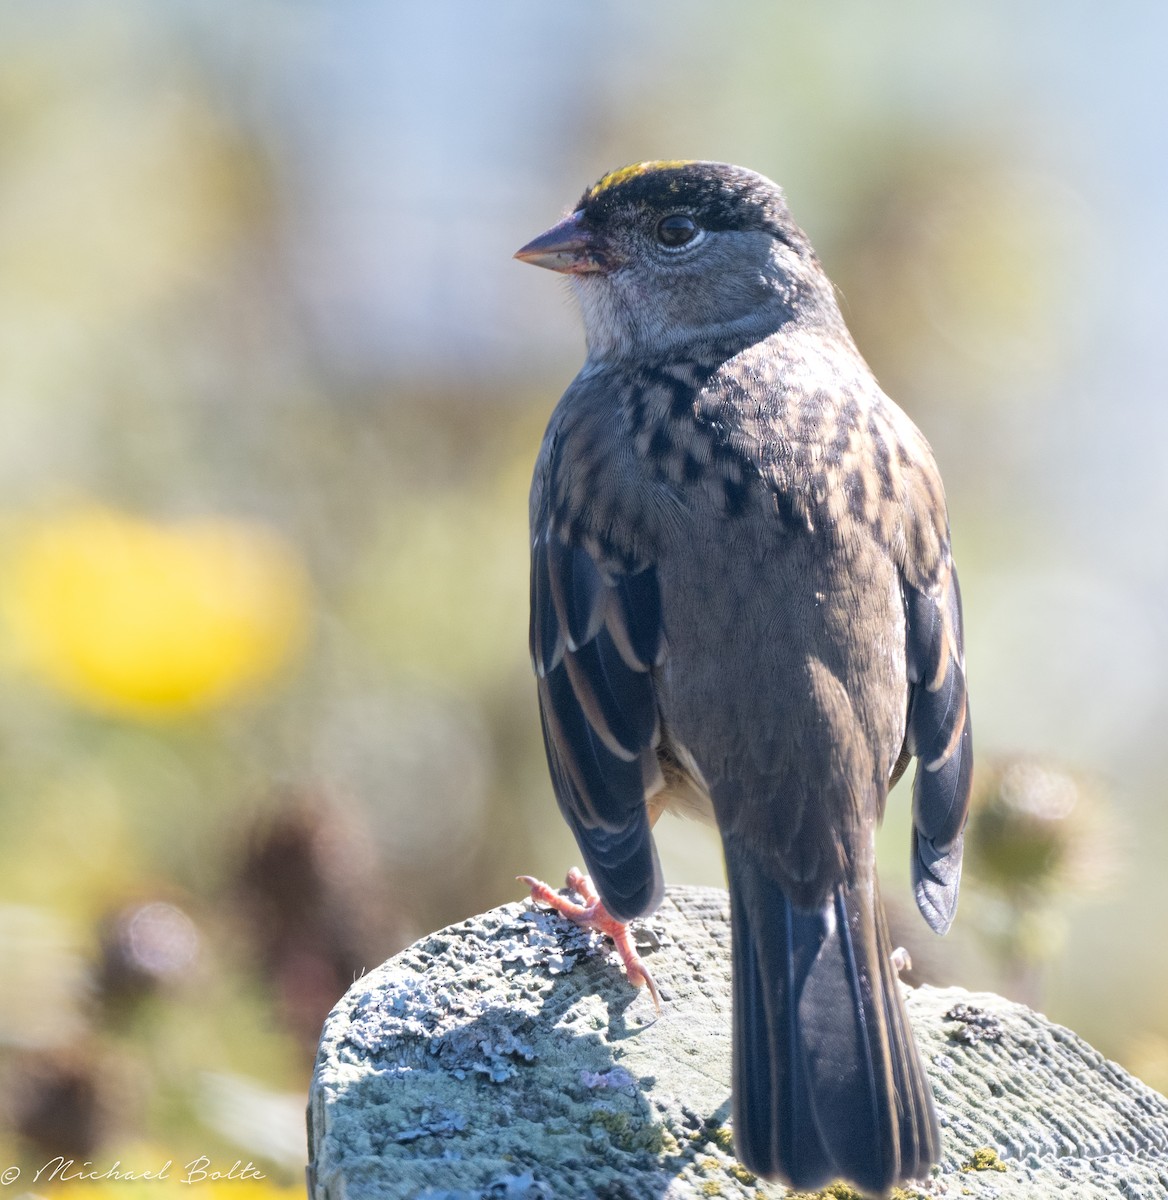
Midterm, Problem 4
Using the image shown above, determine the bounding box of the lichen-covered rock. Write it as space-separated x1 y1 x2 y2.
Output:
307 885 1168 1199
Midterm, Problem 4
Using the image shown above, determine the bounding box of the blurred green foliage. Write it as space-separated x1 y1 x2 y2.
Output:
961 756 1114 1007
0 0 1166 1184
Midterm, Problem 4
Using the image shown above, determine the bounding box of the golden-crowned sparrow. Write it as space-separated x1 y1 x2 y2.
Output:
515 161 971 1196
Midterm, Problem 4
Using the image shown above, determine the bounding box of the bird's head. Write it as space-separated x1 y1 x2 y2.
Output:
515 160 838 363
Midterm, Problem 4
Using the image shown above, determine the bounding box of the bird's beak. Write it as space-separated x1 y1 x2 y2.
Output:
514 211 613 275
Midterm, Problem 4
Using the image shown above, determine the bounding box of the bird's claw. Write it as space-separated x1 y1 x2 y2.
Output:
518 869 661 1012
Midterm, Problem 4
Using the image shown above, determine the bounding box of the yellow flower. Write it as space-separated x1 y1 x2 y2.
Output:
1 507 309 716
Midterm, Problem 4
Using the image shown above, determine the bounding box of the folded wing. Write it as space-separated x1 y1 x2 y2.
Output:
530 529 667 920
903 564 973 934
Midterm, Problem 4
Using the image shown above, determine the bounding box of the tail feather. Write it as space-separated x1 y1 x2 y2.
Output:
728 867 831 1184
726 842 939 1195
874 878 941 1180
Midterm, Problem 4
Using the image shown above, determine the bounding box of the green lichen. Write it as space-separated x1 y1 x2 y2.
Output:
699 1182 723 1198
962 1146 1007 1173
787 1183 864 1199
587 1105 678 1155
705 1123 735 1152
823 1184 866 1199
726 1162 757 1185
789 1182 925 1199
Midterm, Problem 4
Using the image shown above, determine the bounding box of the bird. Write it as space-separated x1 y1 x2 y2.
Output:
514 161 972 1197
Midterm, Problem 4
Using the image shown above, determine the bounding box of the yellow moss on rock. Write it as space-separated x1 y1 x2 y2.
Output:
962 1146 1008 1173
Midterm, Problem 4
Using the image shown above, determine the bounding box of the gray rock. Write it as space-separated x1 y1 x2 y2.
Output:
308 885 1168 1199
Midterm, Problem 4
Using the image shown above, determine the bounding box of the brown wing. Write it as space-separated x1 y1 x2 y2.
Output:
530 527 667 920
903 556 972 934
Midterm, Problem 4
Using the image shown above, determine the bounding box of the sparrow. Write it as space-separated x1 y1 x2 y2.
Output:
514 160 972 1196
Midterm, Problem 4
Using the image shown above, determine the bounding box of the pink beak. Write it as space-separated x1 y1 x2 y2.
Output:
514 211 614 275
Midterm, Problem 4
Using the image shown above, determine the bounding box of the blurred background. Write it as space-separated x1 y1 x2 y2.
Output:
1 0 1167 1188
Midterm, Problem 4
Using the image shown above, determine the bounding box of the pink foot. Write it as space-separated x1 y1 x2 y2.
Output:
518 868 661 1011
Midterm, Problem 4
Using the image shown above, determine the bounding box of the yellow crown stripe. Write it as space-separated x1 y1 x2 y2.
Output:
587 160 696 199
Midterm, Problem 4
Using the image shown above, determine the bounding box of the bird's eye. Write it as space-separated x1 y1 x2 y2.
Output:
656 213 700 249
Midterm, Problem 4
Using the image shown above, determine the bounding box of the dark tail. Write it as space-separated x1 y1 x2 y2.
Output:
725 843 940 1196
